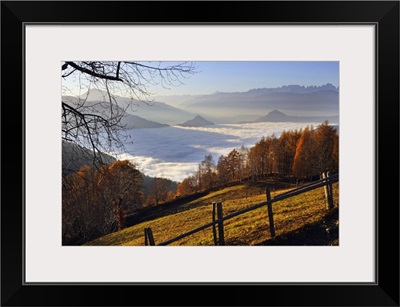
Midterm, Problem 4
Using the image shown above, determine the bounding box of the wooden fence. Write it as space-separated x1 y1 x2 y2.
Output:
144 172 338 246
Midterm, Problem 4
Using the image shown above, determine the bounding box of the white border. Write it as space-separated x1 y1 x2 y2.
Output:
25 25 375 283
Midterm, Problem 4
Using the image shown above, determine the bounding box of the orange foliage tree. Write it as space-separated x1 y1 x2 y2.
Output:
292 126 316 178
292 122 339 179
62 160 143 245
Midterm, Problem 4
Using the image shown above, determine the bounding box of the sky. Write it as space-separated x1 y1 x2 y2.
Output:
62 61 339 98
148 61 339 96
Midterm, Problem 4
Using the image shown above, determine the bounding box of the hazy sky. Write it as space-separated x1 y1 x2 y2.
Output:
150 61 339 96
62 61 339 97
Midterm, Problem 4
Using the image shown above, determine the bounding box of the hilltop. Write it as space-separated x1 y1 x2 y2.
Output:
178 115 215 127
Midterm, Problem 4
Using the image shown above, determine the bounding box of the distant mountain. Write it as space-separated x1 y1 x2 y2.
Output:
120 113 168 129
246 83 338 95
245 110 339 124
167 84 338 119
75 89 195 125
123 99 195 126
70 85 339 125
154 84 338 108
257 110 289 122
62 94 168 129
178 115 215 127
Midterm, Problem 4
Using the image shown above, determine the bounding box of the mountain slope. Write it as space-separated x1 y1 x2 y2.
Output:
120 113 169 129
62 140 116 174
81 90 197 125
178 115 214 127
62 94 169 129
121 99 195 125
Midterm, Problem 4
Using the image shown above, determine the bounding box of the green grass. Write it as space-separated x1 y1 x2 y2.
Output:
84 181 339 246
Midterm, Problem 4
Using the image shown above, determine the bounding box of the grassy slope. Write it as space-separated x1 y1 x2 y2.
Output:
85 181 339 246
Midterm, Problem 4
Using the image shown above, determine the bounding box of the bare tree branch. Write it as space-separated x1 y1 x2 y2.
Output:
65 61 123 82
61 61 198 169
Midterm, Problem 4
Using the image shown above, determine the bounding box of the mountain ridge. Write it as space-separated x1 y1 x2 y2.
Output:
240 110 339 124
62 94 169 129
66 84 339 125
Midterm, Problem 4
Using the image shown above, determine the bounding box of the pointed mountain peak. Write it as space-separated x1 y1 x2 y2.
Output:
267 110 287 116
179 115 214 127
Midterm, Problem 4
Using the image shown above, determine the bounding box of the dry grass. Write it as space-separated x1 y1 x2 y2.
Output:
84 181 339 246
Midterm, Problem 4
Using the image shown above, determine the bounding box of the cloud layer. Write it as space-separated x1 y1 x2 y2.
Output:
111 122 334 182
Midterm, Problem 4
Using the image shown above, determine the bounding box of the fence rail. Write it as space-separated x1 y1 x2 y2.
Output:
144 172 338 246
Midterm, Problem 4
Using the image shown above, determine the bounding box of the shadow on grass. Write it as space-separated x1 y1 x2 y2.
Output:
256 207 339 246
125 191 210 226
125 180 270 227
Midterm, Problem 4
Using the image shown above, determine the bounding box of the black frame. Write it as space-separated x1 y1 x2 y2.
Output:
1 1 399 306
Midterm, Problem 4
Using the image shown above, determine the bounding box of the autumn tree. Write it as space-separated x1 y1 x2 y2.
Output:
216 155 230 186
62 166 106 244
102 160 144 215
246 146 262 181
199 154 217 190
63 166 113 244
313 121 338 174
332 129 339 172
145 177 170 206
292 126 316 179
62 160 144 245
62 61 198 167
236 146 249 181
113 196 125 232
291 123 339 179
225 149 241 181
246 136 277 179
177 175 198 196
275 129 302 176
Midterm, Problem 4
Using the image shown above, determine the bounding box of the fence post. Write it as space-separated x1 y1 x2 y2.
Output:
322 172 334 210
212 202 218 245
266 186 276 238
327 171 334 209
144 227 155 246
216 202 225 245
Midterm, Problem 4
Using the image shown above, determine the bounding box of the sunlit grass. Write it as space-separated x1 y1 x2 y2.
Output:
84 182 338 246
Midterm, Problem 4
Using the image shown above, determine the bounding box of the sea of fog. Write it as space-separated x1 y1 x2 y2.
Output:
112 122 335 183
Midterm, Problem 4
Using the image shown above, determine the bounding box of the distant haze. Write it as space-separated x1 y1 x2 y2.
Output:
153 83 339 122
74 82 338 126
